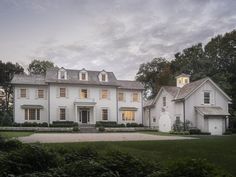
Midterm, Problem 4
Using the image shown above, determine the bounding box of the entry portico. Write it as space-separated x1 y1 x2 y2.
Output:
74 98 96 125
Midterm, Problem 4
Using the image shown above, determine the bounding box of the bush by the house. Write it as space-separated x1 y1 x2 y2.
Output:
169 131 190 135
126 123 144 127
51 121 78 127
72 126 80 132
12 122 49 127
189 128 201 135
173 119 192 132
96 121 125 127
0 111 13 126
98 126 105 132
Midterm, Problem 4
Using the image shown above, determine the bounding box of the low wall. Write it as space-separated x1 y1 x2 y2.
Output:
0 127 73 132
104 127 158 132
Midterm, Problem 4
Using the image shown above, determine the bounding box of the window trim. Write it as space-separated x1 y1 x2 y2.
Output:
24 108 40 121
59 88 66 97
101 89 109 99
59 108 66 121
101 108 108 121
80 88 88 99
118 92 125 102
204 91 211 104
20 88 27 98
121 111 135 121
37 89 44 98
132 92 139 102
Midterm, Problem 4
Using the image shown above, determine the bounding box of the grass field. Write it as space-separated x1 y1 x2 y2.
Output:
0 131 34 138
44 135 236 176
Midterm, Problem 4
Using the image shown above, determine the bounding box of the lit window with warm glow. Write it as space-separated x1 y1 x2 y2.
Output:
122 111 135 121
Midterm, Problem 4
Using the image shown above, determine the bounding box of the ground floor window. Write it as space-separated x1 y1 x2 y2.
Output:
122 111 135 121
101 109 108 120
24 109 40 120
60 108 66 120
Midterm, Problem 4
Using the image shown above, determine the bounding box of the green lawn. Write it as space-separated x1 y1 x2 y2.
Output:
0 131 34 138
45 135 236 176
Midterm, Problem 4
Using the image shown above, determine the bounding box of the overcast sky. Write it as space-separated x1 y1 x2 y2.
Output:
0 0 235 79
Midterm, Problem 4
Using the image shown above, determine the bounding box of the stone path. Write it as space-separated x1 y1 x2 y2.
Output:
18 133 196 143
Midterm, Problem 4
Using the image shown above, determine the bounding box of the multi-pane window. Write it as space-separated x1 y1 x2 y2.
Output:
60 108 66 120
204 92 210 104
163 97 166 106
102 109 108 120
60 71 66 79
184 78 188 83
118 92 124 101
122 111 135 121
20 89 27 98
80 89 88 99
101 74 106 81
176 116 180 123
81 73 86 80
101 89 108 99
60 88 66 97
38 89 44 98
132 92 139 102
24 109 40 120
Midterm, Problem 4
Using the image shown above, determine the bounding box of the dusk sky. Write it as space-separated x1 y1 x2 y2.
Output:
0 0 236 79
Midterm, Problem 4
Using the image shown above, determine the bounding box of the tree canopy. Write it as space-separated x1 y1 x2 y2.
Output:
136 29 236 115
28 59 55 75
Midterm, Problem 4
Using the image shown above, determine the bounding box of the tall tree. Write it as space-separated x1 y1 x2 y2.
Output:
0 61 24 111
136 58 174 99
28 59 55 75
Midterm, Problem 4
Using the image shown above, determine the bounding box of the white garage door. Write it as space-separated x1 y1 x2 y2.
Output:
208 118 223 135
159 113 171 132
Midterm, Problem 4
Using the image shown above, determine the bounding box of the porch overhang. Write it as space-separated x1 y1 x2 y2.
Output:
74 98 96 107
119 107 138 111
21 105 44 109
195 106 230 117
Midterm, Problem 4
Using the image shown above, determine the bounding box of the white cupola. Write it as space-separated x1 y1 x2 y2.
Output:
176 73 190 88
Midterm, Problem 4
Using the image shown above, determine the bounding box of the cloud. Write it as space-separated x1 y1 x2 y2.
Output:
0 0 236 79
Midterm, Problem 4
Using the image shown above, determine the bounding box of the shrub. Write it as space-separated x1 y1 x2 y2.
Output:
126 123 144 127
72 126 79 132
189 128 201 135
98 126 105 132
149 158 232 177
0 111 13 126
0 144 59 176
51 121 78 127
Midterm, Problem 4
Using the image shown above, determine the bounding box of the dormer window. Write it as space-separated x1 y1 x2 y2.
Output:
58 68 67 80
99 70 108 82
79 69 88 81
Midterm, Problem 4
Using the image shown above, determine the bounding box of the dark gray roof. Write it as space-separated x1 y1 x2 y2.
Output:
143 99 154 108
117 80 144 90
11 74 46 85
45 68 119 86
11 68 144 90
195 106 230 116
162 86 180 97
175 78 208 100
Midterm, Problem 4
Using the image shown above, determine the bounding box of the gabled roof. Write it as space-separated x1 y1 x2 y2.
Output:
146 77 231 107
117 80 144 90
143 98 154 108
11 74 47 85
175 73 191 78
195 106 230 116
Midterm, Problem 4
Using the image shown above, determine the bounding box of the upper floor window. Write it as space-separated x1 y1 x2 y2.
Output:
80 89 88 99
184 78 188 83
101 89 109 99
59 108 66 120
60 88 66 97
38 89 44 98
99 71 108 82
101 108 108 120
118 92 124 101
163 97 166 107
132 92 139 102
204 92 210 104
79 70 88 81
58 68 67 80
20 88 27 98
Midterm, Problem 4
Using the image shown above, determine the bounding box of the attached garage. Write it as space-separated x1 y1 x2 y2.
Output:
195 106 229 135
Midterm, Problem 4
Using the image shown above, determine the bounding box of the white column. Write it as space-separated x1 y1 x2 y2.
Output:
75 105 78 123
93 107 96 124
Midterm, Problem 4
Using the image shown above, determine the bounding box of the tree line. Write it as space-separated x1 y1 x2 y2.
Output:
136 29 236 117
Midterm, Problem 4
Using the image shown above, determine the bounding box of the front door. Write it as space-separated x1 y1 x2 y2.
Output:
80 109 90 124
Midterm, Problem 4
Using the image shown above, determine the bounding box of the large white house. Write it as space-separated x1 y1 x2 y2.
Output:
11 68 144 125
144 74 232 135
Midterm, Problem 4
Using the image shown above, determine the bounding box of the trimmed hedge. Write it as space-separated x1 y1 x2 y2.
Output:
51 121 78 127
12 122 49 127
96 121 144 128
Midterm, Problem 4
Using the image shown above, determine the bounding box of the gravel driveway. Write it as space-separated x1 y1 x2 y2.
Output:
18 133 195 143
